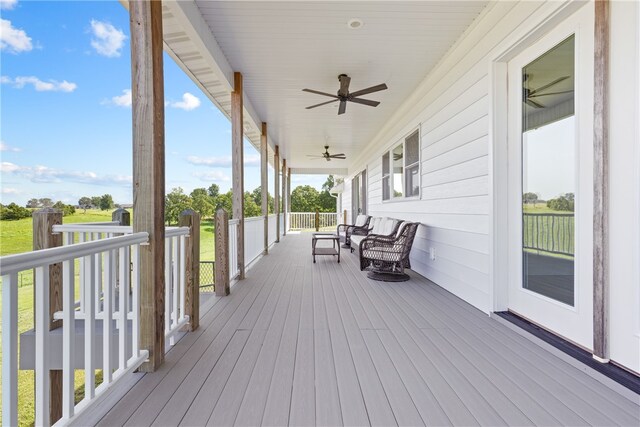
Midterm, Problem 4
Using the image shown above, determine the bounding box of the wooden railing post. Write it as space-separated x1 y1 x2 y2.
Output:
215 209 230 296
179 209 200 331
343 209 347 225
33 208 63 424
315 208 320 232
112 207 131 226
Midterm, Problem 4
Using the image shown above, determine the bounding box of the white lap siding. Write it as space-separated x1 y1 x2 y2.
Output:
353 1 579 313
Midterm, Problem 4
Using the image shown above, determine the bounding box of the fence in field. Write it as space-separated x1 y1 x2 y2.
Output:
523 213 575 257
288 212 339 231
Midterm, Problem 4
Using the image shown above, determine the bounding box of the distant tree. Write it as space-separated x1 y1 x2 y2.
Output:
0 203 32 220
321 175 335 192
547 193 574 212
250 186 274 213
165 187 192 225
39 198 53 208
244 192 261 217
91 196 101 208
207 184 220 199
53 201 76 216
523 192 539 205
190 188 214 219
26 198 40 208
317 175 337 213
99 194 115 211
219 191 233 215
291 185 320 212
78 197 92 213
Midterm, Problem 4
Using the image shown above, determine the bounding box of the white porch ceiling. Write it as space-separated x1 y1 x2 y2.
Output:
161 1 488 173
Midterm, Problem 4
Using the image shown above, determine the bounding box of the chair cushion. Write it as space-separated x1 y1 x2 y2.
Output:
354 214 368 227
362 245 399 261
350 235 365 247
370 217 388 234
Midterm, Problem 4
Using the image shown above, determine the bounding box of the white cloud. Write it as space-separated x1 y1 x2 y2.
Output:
169 92 201 111
1 187 20 195
193 171 230 183
1 75 77 92
186 155 260 168
0 18 33 53
0 141 21 152
90 19 126 57
0 0 18 10
1 161 132 186
102 88 132 107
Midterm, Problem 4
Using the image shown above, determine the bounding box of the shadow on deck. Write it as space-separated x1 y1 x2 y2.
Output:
90 233 638 426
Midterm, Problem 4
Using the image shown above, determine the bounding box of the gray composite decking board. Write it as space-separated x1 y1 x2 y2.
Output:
324 259 398 426
406 279 640 425
261 265 305 426
288 263 317 427
339 256 480 426
96 233 640 427
316 261 371 426
206 261 295 426
360 330 426 427
233 263 297 425
129 251 286 427
150 256 284 426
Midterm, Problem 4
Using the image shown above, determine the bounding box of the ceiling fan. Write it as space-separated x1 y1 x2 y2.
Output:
303 74 388 115
523 74 573 109
306 145 346 162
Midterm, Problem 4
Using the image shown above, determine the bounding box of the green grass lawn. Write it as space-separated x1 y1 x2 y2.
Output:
0 209 215 425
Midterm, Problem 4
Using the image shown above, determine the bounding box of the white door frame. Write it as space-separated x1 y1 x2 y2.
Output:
489 3 594 349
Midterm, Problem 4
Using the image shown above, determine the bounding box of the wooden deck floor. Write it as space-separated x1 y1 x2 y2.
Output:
98 233 639 426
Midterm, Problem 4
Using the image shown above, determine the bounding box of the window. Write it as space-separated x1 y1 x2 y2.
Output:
382 152 390 200
381 129 420 200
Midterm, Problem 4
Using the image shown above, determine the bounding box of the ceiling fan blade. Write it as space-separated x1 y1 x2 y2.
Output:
349 97 380 107
329 156 346 160
306 154 325 158
338 75 351 97
350 83 388 98
328 153 346 158
528 76 570 96
525 98 544 109
529 90 574 98
302 88 339 98
305 99 338 109
338 100 347 115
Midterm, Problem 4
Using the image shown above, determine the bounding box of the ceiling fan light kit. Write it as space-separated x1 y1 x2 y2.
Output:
303 74 388 115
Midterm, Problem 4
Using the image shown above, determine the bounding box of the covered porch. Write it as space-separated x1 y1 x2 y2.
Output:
92 233 638 427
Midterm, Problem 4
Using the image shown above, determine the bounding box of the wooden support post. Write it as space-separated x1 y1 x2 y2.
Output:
261 123 269 254
179 210 200 331
274 145 280 242
215 209 230 296
282 159 287 236
593 0 610 362
287 168 291 212
232 71 245 280
315 208 320 232
343 209 347 225
130 0 165 372
112 208 131 226
33 208 63 424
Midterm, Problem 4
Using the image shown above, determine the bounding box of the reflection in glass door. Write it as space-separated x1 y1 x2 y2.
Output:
521 35 575 306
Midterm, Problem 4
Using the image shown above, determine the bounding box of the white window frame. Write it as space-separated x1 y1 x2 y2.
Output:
382 128 421 202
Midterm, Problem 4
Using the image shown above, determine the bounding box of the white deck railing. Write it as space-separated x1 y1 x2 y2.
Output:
288 212 339 230
244 216 264 267
53 223 191 344
228 219 240 280
268 214 277 245
1 233 149 427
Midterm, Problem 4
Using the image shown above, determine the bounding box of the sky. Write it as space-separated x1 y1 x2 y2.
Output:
0 0 327 206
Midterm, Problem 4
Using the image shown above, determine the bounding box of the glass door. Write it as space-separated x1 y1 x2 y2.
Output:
506 7 594 350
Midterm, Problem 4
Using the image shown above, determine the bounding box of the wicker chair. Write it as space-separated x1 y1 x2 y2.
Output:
336 214 370 248
359 222 420 282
